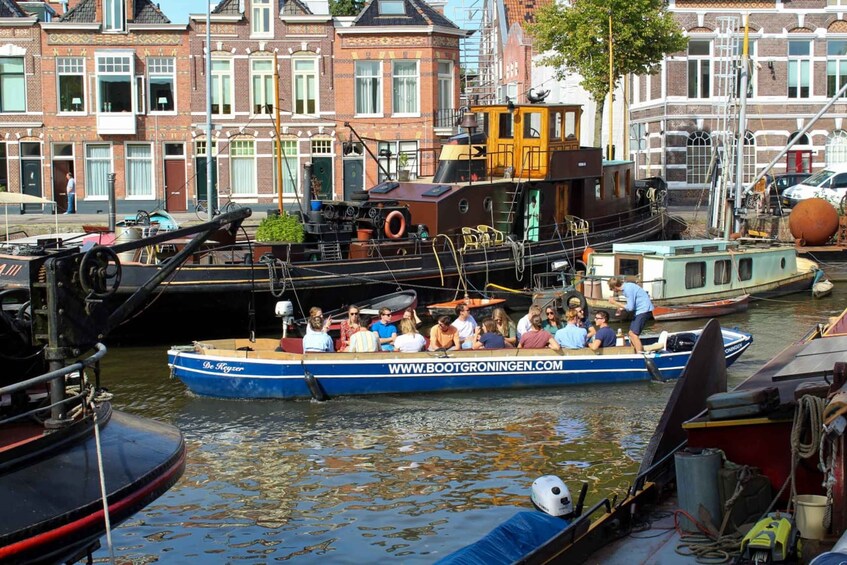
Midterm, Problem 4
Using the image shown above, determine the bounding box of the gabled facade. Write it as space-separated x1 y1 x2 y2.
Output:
39 0 190 213
334 0 465 193
188 0 336 208
0 2 41 203
632 1 847 199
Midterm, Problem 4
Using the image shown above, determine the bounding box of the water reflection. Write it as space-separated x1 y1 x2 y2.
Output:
95 289 846 562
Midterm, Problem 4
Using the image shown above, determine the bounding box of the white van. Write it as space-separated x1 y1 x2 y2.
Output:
782 163 847 208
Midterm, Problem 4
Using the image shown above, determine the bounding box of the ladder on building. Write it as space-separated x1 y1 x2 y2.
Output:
708 15 742 237
451 0 498 105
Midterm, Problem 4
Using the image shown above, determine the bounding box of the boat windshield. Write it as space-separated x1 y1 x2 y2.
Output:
803 169 835 186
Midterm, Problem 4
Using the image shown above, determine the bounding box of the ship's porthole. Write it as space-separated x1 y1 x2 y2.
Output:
459 199 469 214
780 257 786 269
483 197 492 212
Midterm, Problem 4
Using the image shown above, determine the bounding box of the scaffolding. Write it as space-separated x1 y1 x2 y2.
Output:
451 0 499 106
708 15 741 237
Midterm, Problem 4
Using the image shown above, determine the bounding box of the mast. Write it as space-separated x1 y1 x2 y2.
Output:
733 15 750 234
205 2 213 220
607 13 613 161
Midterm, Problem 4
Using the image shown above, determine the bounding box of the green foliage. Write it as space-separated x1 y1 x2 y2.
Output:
256 213 305 243
529 0 688 104
329 0 364 17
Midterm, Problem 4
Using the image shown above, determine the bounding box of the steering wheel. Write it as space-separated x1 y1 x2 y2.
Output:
368 207 380 220
79 246 122 298
135 210 151 226
323 204 336 220
345 206 356 218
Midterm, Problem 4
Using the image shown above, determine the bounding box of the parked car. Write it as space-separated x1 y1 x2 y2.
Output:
769 172 811 214
783 165 847 209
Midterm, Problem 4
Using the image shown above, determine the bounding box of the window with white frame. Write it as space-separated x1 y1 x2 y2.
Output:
148 58 175 112
355 61 381 115
274 140 299 194
828 0 847 6
230 140 256 195
826 130 847 165
687 40 710 99
828 40 847 97
57 57 84 113
0 58 25 112
103 0 125 32
788 40 812 98
96 54 133 113
437 60 453 111
293 59 317 115
392 61 418 115
252 0 272 37
741 131 755 184
686 131 712 185
211 59 232 115
126 143 154 198
195 140 217 157
311 139 332 155
251 58 274 114
85 144 112 198
377 140 417 182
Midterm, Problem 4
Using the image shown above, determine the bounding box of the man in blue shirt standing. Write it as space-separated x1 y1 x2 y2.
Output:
607 276 654 353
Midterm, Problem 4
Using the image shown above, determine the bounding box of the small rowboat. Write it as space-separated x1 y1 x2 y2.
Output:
295 289 418 332
651 294 750 321
427 297 507 320
813 278 834 298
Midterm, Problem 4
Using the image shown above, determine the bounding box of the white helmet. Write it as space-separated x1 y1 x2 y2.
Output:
530 475 573 518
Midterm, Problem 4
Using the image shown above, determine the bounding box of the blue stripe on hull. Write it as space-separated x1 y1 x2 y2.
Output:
167 332 752 400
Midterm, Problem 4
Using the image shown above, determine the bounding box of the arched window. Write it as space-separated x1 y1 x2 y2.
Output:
826 130 847 165
687 131 712 185
788 132 810 145
742 131 756 184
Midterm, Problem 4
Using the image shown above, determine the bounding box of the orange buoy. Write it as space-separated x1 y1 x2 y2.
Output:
582 246 595 266
789 198 839 246
384 210 406 239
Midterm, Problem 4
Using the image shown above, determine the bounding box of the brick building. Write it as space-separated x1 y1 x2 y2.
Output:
36 0 190 213
631 0 847 199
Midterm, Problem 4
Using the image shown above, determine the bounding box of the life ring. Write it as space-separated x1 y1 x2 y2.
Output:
562 290 588 312
384 210 406 239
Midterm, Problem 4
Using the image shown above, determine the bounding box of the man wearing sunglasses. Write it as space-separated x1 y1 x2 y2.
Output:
588 311 616 351
370 307 398 351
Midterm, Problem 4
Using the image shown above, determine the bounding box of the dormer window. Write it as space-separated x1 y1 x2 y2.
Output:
104 0 126 32
378 0 405 15
252 0 272 37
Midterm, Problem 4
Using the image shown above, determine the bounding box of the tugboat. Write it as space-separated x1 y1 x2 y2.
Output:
0 209 250 563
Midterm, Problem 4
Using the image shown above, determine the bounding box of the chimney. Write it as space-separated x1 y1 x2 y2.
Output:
428 0 446 14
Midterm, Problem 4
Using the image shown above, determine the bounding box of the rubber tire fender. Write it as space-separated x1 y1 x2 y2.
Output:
562 290 587 312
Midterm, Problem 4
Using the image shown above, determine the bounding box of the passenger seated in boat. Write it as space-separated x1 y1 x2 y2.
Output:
492 307 517 346
302 316 335 353
588 311 617 351
473 318 512 349
607 277 654 353
347 327 380 353
402 307 422 326
451 304 479 349
370 307 398 351
516 304 542 340
395 319 427 352
429 316 460 351
339 305 363 351
543 307 562 334
555 309 588 349
306 306 332 334
518 315 561 350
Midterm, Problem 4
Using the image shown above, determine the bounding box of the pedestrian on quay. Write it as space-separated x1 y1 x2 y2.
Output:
64 171 76 214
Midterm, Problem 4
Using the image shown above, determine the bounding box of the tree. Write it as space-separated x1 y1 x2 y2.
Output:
329 0 364 17
529 0 687 149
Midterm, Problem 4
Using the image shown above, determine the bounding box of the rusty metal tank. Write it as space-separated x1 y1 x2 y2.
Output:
788 198 839 246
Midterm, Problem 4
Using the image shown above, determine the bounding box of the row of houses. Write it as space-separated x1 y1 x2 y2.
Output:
5 0 847 213
0 0 468 214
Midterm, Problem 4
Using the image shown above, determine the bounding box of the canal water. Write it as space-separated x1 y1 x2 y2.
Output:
93 289 846 564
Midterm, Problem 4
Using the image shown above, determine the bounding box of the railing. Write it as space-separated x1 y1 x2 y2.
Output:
433 108 464 131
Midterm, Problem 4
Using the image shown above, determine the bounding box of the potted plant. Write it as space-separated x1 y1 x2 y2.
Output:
397 152 410 181
256 212 305 243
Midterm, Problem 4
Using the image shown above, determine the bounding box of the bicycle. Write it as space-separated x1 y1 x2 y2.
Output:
195 189 242 220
